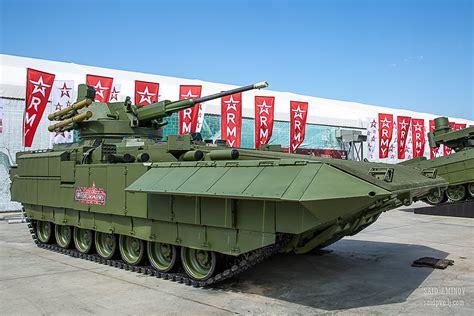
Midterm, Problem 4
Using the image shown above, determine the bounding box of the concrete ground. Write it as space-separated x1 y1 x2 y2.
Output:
1 208 473 315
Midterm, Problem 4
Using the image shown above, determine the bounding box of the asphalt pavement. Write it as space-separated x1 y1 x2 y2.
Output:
1 207 472 315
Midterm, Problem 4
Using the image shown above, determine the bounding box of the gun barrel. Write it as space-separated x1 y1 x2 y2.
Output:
136 81 269 123
48 111 92 132
48 98 93 121
195 81 268 104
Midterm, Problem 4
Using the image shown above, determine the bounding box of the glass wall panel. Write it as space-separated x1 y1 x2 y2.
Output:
162 113 343 150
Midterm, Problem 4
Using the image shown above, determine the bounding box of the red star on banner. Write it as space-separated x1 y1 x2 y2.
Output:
256 100 272 115
413 121 423 132
59 82 71 98
380 116 392 128
181 89 198 99
370 120 377 128
400 119 409 130
137 86 156 104
291 105 306 119
94 80 109 99
55 102 61 111
223 95 240 111
29 76 51 97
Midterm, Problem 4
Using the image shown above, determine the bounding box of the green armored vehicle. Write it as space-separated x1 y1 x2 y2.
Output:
401 117 474 205
10 82 447 286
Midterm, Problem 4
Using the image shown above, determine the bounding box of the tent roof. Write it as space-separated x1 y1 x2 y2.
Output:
1 54 472 128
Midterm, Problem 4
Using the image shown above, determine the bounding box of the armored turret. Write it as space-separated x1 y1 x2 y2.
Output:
48 82 269 141
428 117 474 152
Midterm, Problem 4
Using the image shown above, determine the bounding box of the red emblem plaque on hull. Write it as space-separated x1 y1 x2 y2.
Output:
74 182 106 205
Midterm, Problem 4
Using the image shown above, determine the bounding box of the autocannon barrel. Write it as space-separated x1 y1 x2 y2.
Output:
136 81 269 123
48 98 93 121
170 81 268 111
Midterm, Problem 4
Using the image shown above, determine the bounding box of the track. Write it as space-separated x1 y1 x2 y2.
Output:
24 210 289 287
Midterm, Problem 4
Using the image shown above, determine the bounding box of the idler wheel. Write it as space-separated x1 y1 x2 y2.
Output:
181 247 218 281
119 235 144 266
74 227 94 254
425 190 447 205
36 221 54 244
95 232 117 259
446 185 467 202
55 225 72 248
468 183 474 198
147 241 178 272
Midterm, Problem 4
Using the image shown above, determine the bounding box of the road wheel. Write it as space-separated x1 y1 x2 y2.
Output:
181 247 218 281
147 241 178 272
446 185 467 202
119 235 144 265
36 221 53 244
95 232 117 259
468 183 474 198
425 190 447 205
55 225 72 248
74 227 94 254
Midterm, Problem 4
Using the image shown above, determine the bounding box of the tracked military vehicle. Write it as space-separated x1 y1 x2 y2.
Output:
10 82 447 286
401 117 474 205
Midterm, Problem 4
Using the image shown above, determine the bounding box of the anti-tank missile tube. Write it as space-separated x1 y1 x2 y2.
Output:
48 98 93 121
48 111 92 132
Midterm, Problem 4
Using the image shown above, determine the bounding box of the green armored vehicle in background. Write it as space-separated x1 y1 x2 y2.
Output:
10 82 447 286
401 117 474 205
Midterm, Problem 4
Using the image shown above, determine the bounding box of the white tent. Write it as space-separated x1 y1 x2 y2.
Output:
0 54 472 211
2 54 471 130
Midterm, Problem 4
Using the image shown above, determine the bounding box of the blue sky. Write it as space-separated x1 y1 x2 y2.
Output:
0 0 472 119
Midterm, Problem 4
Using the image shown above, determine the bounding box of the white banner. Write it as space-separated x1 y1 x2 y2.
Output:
50 80 74 146
386 122 398 163
404 124 414 160
109 84 122 102
195 103 206 133
366 118 378 161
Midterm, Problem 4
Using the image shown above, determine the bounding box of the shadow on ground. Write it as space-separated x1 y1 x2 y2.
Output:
216 239 448 310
